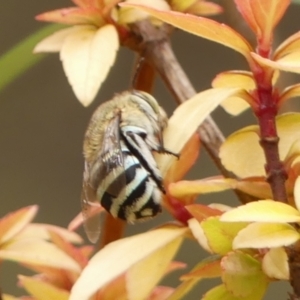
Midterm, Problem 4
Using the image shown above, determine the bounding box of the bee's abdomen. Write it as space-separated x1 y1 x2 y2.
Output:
100 151 162 222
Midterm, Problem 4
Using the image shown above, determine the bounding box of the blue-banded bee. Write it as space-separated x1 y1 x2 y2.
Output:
82 90 178 242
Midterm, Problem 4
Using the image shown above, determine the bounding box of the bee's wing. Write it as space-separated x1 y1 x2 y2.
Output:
81 164 104 243
81 113 126 243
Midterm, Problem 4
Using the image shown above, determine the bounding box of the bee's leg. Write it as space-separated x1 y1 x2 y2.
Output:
158 147 180 159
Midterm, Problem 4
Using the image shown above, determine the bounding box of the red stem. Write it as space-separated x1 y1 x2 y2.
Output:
252 62 288 202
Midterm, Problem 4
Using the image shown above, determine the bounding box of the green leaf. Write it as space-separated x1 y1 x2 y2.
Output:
203 284 239 300
292 0 300 4
0 24 63 93
221 251 269 299
201 217 248 255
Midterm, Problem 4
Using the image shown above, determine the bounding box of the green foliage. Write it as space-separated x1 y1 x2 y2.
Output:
0 24 63 93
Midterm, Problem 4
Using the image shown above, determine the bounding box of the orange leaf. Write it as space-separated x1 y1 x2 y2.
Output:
95 273 127 300
234 0 261 36
148 286 175 300
0 206 38 245
180 256 221 280
165 261 187 274
120 3 253 59
250 0 290 39
49 230 88 268
186 1 223 16
185 204 222 222
68 206 104 232
169 177 235 198
235 0 290 43
165 256 221 300
274 31 300 60
19 275 69 300
164 133 201 184
36 7 105 27
79 245 95 259
234 177 272 199
1 238 81 271
279 83 300 106
19 223 83 244
20 263 72 290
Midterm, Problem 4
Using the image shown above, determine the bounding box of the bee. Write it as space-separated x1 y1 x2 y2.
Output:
81 90 178 242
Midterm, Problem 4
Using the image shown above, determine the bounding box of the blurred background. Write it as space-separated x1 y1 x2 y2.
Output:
1 0 300 298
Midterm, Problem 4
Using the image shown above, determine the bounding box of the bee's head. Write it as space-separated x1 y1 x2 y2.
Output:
131 90 168 129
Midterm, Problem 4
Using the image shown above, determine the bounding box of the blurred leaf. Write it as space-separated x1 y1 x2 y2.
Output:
233 178 272 199
252 51 300 74
295 176 300 211
233 222 300 249
2 295 21 300
188 218 213 253
68 206 104 232
120 3 253 58
70 225 187 300
171 0 195 11
234 0 261 36
0 206 38 245
60 24 119 106
169 177 235 198
95 273 127 300
274 31 300 59
185 203 222 222
279 83 300 106
119 0 170 24
18 223 83 244
201 217 248 255
0 238 81 271
36 7 105 27
34 27 80 53
203 284 243 300
221 252 269 299
181 255 221 280
262 247 289 280
0 24 63 93
156 87 244 177
127 237 182 300
147 286 174 300
49 230 88 268
19 275 69 300
220 200 300 223
235 0 289 40
167 256 220 300
293 0 300 3
186 1 223 16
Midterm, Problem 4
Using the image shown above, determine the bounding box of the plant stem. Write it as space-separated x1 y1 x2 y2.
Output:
251 62 288 203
